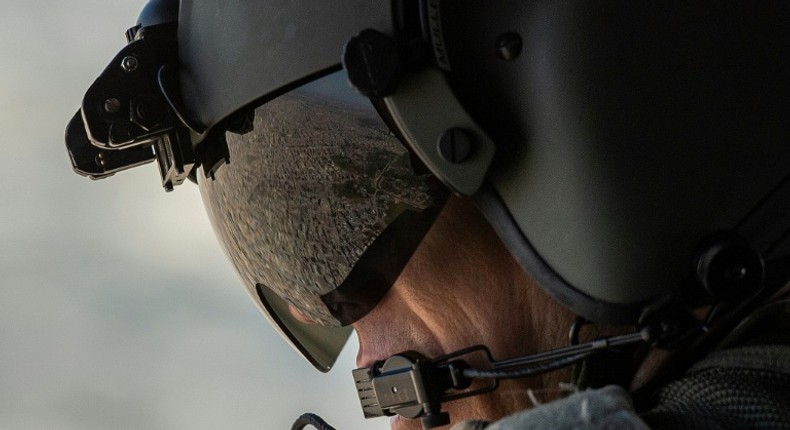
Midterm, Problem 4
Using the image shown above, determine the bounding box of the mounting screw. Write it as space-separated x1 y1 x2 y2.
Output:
121 55 139 73
496 32 523 61
437 128 476 163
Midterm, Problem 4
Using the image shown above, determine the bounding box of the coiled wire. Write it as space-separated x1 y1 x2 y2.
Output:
291 413 337 430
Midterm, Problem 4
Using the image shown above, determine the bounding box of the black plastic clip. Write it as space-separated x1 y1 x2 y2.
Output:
353 346 496 429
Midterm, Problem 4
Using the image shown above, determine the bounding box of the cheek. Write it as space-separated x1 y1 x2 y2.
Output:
353 294 446 371
354 307 443 359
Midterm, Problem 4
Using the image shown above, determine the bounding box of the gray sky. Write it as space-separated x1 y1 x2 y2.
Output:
0 2 387 429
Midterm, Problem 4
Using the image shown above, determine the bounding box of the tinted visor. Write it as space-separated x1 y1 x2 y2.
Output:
198 71 448 370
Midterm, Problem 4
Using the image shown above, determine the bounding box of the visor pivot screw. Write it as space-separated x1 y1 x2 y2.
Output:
496 32 523 61
438 128 475 163
343 29 403 98
121 55 139 73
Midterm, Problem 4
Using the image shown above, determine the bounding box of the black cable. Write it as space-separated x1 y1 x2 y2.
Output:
461 330 651 381
492 331 649 369
291 413 337 430
462 351 594 380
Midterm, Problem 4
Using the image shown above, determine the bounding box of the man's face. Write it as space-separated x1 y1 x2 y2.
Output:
351 197 574 429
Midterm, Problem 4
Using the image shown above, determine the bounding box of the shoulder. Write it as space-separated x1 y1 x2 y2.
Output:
452 385 649 430
641 299 790 429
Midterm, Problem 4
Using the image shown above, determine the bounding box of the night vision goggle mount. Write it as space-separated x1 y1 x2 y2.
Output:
65 12 246 191
65 19 191 191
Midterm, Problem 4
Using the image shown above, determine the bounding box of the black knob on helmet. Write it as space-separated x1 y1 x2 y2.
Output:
695 233 766 302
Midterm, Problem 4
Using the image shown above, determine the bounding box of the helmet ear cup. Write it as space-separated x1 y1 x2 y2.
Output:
695 233 766 302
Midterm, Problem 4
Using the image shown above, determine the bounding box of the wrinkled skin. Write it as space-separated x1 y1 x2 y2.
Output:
352 196 577 429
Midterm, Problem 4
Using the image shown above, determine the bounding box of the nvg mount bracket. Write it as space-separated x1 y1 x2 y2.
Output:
65 17 197 192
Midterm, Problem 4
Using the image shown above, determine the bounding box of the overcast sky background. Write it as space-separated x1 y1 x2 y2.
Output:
0 2 388 429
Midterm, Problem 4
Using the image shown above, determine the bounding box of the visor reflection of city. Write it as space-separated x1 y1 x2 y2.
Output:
198 71 447 370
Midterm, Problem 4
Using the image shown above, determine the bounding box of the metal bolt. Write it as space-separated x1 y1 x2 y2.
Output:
496 32 523 61
437 128 476 164
103 98 121 114
121 55 139 73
